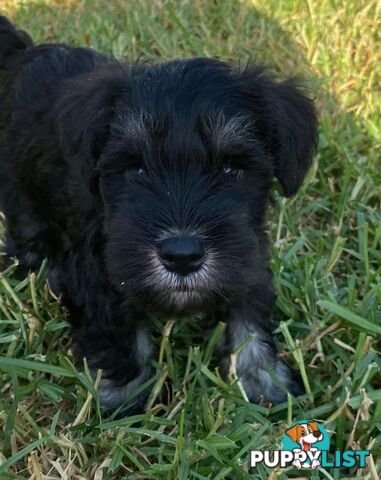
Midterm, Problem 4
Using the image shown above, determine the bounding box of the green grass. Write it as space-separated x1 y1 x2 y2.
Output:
0 0 380 478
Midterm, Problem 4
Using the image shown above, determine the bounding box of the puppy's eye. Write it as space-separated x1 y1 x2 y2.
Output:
124 166 146 179
223 164 242 178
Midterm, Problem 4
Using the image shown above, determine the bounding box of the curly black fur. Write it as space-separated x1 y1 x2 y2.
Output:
0 16 317 412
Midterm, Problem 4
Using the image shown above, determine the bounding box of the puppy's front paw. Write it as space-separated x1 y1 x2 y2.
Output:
97 369 151 413
239 358 302 405
78 327 153 414
310 459 320 469
221 308 303 406
291 448 302 469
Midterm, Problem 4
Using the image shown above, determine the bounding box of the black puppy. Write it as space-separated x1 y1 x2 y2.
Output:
0 16 317 411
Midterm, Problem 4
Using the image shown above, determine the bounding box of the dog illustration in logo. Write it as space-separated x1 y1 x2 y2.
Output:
285 421 323 469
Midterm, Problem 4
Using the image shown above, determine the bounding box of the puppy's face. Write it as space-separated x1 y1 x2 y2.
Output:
101 114 268 312
71 59 316 313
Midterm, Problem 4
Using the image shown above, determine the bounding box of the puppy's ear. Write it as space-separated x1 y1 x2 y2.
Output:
308 421 319 431
236 68 318 196
285 424 301 442
54 65 127 160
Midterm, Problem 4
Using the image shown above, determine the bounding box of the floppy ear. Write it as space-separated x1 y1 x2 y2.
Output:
285 424 301 442
236 68 318 196
53 65 129 202
308 421 319 431
54 65 127 160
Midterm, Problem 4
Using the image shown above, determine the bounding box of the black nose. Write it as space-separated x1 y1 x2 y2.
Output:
313 431 322 438
159 236 204 275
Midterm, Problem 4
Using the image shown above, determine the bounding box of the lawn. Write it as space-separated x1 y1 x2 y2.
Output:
0 0 380 478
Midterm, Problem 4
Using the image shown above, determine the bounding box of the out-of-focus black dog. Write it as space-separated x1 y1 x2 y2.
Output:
0 16 317 412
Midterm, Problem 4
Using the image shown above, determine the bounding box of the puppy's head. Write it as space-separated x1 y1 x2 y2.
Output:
58 58 317 313
285 422 323 450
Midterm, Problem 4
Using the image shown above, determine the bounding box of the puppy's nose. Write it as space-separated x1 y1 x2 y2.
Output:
313 431 322 438
159 236 204 275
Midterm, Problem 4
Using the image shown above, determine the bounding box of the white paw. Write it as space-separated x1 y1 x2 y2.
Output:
311 459 321 469
292 460 302 469
98 370 150 410
291 448 303 469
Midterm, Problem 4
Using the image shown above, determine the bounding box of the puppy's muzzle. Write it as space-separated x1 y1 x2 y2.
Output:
158 235 204 275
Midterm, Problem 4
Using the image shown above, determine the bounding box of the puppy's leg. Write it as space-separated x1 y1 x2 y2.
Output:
94 329 152 412
217 287 302 404
0 186 57 274
60 256 153 413
73 312 153 413
2 214 44 270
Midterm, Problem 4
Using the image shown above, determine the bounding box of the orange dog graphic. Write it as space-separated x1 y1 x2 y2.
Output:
285 421 323 469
